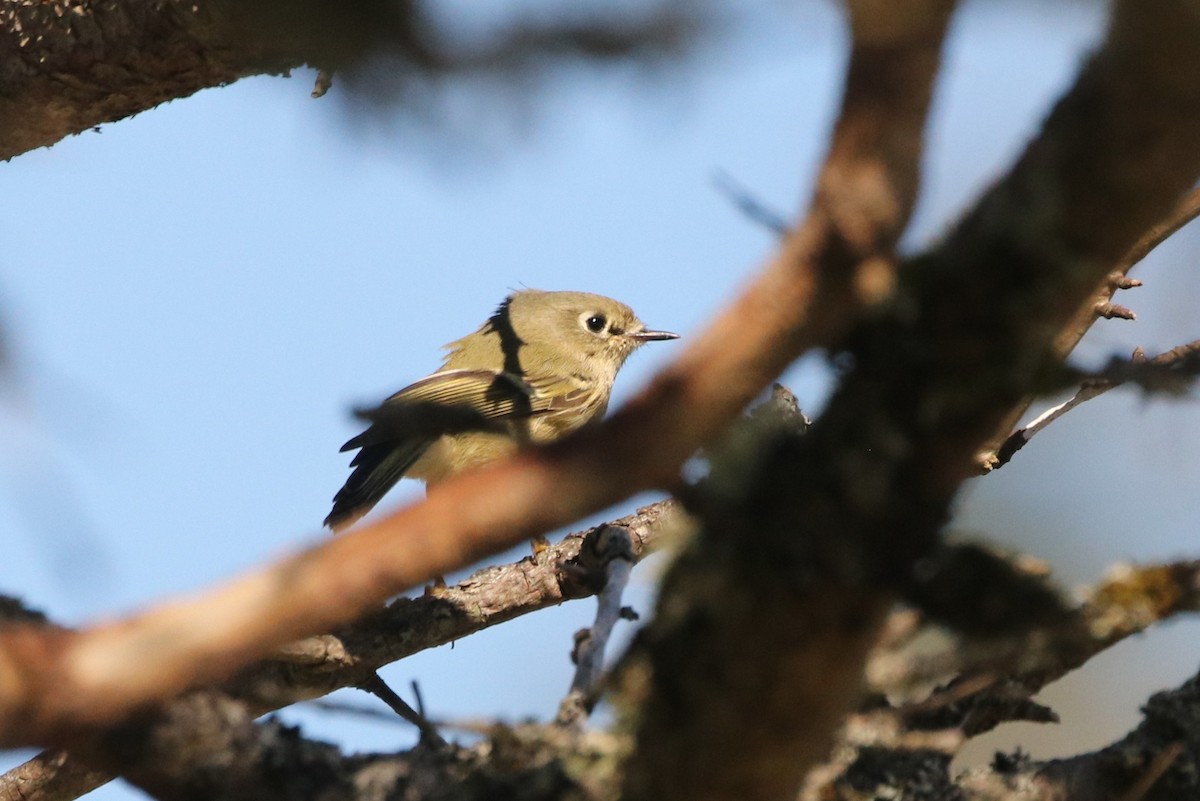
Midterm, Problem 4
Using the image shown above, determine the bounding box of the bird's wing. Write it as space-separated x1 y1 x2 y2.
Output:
388 369 547 420
328 369 536 530
340 369 549 453
327 370 602 530
324 439 428 531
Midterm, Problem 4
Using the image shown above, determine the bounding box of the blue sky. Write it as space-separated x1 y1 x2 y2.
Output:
5 1 1200 795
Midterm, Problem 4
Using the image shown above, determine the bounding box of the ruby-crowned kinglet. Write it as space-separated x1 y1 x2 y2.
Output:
325 289 678 531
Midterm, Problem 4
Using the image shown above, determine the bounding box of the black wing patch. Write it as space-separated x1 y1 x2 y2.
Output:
325 369 554 530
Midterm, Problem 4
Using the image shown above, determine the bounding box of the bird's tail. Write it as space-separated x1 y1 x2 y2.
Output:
324 440 430 531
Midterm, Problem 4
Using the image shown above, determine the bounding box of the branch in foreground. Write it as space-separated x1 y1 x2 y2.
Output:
616 2 1200 799
66 557 1200 801
619 3 964 796
809 0 1200 558
0 501 682 801
615 2 959 797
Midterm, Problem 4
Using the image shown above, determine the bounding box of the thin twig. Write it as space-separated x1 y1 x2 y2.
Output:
992 338 1200 469
979 186 1200 469
355 672 445 746
556 526 635 726
712 170 790 236
306 697 411 725
310 69 334 98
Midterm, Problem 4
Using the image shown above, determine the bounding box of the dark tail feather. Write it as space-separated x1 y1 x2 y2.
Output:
324 440 431 531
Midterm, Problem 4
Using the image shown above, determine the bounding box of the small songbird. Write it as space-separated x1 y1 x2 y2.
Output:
325 289 678 531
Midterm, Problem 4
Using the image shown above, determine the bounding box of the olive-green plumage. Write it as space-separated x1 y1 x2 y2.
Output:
325 289 678 530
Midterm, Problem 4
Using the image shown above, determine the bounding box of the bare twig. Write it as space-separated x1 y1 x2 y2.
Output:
310 68 334 98
556 526 636 726
712 170 791 236
979 185 1200 469
306 697 409 724
992 338 1200 469
355 672 444 746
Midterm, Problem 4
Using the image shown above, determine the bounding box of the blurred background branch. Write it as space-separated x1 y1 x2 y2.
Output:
0 0 704 160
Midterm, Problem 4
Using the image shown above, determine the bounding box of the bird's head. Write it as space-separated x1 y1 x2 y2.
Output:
506 289 678 376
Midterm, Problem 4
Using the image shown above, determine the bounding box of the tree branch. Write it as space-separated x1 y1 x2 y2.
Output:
0 0 696 160
977 175 1200 469
92 693 632 801
992 338 1200 468
230 501 681 710
801 553 1200 800
555 525 636 726
617 4 958 800
0 501 682 801
618 0 1200 798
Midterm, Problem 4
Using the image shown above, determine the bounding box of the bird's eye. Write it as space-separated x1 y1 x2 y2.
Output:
585 314 607 334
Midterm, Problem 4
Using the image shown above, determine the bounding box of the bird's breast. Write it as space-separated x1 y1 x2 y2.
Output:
409 432 520 486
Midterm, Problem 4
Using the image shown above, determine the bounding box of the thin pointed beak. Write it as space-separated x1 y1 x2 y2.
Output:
628 328 680 342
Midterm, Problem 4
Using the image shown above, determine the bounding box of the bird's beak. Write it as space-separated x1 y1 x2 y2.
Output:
628 328 680 342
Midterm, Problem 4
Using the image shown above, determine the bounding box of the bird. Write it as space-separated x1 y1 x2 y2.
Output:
325 289 678 532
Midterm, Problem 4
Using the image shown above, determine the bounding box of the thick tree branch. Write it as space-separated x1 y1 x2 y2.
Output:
619 0 1200 799
800 0 1200 564
782 9 1200 791
618 4 957 801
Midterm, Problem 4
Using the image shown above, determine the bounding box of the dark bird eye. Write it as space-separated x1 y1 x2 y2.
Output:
585 314 607 333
